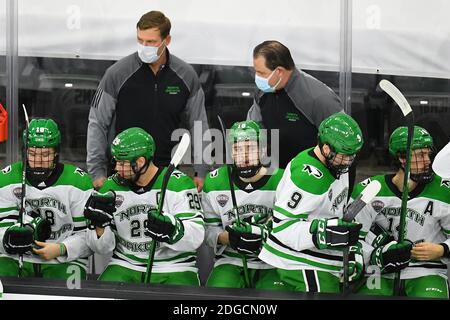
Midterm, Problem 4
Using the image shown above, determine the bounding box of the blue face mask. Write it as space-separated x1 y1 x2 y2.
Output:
255 69 281 93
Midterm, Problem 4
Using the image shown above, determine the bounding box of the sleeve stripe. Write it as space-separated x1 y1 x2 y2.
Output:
443 229 450 235
205 218 222 223
272 220 299 233
0 222 15 228
0 206 18 213
274 205 308 219
73 217 86 223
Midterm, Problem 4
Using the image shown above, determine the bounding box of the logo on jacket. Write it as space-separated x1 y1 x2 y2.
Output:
371 200 385 213
303 165 323 179
13 187 22 200
216 194 229 208
115 194 125 208
165 86 181 95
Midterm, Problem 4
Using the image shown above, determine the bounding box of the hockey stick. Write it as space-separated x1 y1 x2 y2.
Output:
18 104 30 277
342 180 381 294
144 133 191 284
379 79 415 296
217 116 252 288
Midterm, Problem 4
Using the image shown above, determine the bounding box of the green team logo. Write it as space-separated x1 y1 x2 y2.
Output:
302 165 323 179
165 86 181 95
285 112 300 122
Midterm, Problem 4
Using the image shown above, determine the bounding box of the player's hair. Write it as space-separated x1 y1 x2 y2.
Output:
253 40 295 71
136 11 171 39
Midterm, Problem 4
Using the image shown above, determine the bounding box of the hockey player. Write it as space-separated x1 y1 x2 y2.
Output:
258 113 365 293
353 126 450 298
0 119 93 279
84 127 204 285
203 120 285 289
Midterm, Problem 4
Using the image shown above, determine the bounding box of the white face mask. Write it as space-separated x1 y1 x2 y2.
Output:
137 40 165 64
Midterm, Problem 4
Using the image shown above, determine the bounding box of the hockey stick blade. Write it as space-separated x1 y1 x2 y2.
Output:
170 133 190 167
344 180 381 222
22 104 30 127
379 80 412 117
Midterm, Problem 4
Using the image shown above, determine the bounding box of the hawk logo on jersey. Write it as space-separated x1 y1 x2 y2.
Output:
217 194 229 208
371 200 385 213
13 187 22 200
115 194 124 208
210 169 219 178
441 180 450 188
360 178 372 187
1 165 11 174
302 165 323 179
171 171 186 179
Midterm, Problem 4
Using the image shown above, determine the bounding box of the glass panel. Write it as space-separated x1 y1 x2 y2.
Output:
0 0 6 167
352 0 450 182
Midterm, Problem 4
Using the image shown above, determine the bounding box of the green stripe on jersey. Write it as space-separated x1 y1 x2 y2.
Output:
118 250 196 264
274 205 308 219
0 222 14 228
0 206 18 213
175 212 200 219
205 218 222 224
272 220 299 233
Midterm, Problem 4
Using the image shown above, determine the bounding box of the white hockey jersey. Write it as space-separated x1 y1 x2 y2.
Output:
259 148 350 277
0 162 93 271
202 166 284 269
352 174 450 280
86 168 204 273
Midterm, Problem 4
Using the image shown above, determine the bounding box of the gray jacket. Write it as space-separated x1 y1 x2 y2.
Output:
87 51 210 180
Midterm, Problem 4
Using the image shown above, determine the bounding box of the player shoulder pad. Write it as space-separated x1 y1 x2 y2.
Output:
58 164 93 190
167 169 196 192
352 175 389 199
203 166 230 193
288 150 334 195
0 162 22 187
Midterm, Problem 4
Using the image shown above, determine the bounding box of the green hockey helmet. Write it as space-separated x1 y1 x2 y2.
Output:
25 118 61 148
389 126 434 184
111 127 155 162
228 121 265 179
24 119 61 184
389 126 433 156
228 120 264 144
318 113 364 155
111 127 155 186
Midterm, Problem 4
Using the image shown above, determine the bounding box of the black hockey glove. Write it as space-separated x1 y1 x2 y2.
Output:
27 216 52 242
84 190 116 229
226 221 268 255
310 217 362 250
3 223 34 254
370 240 413 273
146 208 184 244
